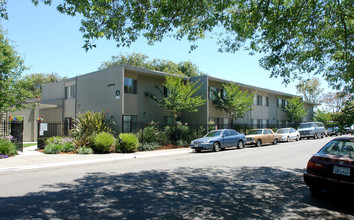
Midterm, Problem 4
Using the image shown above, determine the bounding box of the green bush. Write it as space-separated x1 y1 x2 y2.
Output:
138 122 168 144
61 142 75 153
72 110 113 148
92 132 115 153
138 142 160 151
117 133 139 153
164 122 194 144
77 147 93 154
46 136 64 145
0 138 17 156
44 144 63 154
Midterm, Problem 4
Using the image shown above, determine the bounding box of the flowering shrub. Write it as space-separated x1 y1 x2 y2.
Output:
0 154 9 159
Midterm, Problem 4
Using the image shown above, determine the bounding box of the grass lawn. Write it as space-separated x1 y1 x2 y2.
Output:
23 143 37 148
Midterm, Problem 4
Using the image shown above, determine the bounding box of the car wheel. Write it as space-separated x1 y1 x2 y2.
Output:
237 140 244 149
287 136 290 142
309 187 322 196
273 138 277 145
314 133 317 139
213 142 220 152
195 149 201 153
321 133 324 138
256 139 262 147
296 136 300 141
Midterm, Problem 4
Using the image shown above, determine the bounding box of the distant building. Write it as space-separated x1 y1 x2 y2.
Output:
40 65 316 134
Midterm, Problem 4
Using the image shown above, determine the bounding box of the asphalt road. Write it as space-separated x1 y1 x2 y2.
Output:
1 136 353 219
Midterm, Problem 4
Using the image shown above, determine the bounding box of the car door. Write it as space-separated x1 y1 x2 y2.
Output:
267 129 274 143
222 130 232 148
229 129 239 146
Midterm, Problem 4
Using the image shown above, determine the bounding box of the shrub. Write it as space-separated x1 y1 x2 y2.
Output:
92 132 115 153
164 122 193 144
61 142 75 153
117 133 139 153
46 136 64 145
138 122 168 144
77 147 93 154
138 142 160 151
0 138 17 156
44 144 63 154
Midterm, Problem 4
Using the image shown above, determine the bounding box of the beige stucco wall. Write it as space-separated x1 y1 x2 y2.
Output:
182 76 209 124
39 107 63 123
10 108 37 142
42 81 65 101
76 66 124 132
136 72 170 123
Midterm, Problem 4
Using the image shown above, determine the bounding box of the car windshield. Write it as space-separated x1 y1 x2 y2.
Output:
205 131 223 137
248 130 263 135
276 129 288 134
299 123 314 129
319 139 354 158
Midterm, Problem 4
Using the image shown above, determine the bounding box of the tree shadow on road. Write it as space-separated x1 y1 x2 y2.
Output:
0 166 353 219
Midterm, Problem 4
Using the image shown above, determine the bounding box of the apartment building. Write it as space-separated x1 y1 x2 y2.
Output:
40 65 316 133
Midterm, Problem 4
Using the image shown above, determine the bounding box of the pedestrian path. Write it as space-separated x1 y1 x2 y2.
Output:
0 145 192 173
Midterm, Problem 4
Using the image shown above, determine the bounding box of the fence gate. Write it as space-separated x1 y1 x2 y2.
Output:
37 122 65 149
10 121 24 152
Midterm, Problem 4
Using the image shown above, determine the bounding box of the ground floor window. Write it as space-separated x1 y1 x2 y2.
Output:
122 115 137 133
164 116 175 125
64 117 73 136
252 119 269 128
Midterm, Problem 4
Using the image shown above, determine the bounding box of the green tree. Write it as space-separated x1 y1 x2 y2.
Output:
336 101 354 131
212 83 254 127
314 109 332 126
296 77 324 103
283 97 308 123
0 27 32 113
9 0 351 93
145 75 205 120
22 73 65 98
99 52 203 77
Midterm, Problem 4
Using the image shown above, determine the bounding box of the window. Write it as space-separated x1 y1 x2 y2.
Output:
277 98 287 108
124 78 137 94
255 95 269 106
209 87 219 100
122 115 137 133
253 119 268 128
65 85 75 99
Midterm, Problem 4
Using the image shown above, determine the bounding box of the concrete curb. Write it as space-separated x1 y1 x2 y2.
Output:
0 148 192 173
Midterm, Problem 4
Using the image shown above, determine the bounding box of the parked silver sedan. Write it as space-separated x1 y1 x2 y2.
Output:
276 127 300 142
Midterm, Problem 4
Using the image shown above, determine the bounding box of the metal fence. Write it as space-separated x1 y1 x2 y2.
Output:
124 121 301 145
37 122 67 149
0 121 24 152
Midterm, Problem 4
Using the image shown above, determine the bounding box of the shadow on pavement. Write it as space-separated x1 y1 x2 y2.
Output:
0 167 353 219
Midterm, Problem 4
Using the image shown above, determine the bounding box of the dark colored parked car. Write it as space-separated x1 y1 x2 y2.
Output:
304 137 354 195
327 127 341 136
190 129 246 152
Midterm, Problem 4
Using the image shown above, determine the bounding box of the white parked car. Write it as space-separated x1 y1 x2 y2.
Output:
276 127 300 142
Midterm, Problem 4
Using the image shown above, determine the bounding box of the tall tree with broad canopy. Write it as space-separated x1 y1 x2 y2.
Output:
99 52 203 77
22 73 65 98
0 27 32 114
2 0 350 93
283 97 308 123
144 75 205 121
212 83 254 127
296 77 324 103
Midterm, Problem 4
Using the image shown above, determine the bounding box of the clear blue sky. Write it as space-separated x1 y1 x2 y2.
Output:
2 0 331 96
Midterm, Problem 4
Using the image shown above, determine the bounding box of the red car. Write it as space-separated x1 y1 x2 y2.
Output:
304 137 354 195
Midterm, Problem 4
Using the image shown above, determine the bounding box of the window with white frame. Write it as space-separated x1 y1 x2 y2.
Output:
65 85 75 99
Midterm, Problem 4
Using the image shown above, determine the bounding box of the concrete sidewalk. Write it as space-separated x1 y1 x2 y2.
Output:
0 145 192 173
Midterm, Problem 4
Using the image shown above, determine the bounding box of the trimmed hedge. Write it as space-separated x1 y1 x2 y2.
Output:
117 133 139 153
92 132 115 153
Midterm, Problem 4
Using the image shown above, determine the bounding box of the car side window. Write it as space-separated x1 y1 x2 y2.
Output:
229 130 237 136
223 130 230 136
